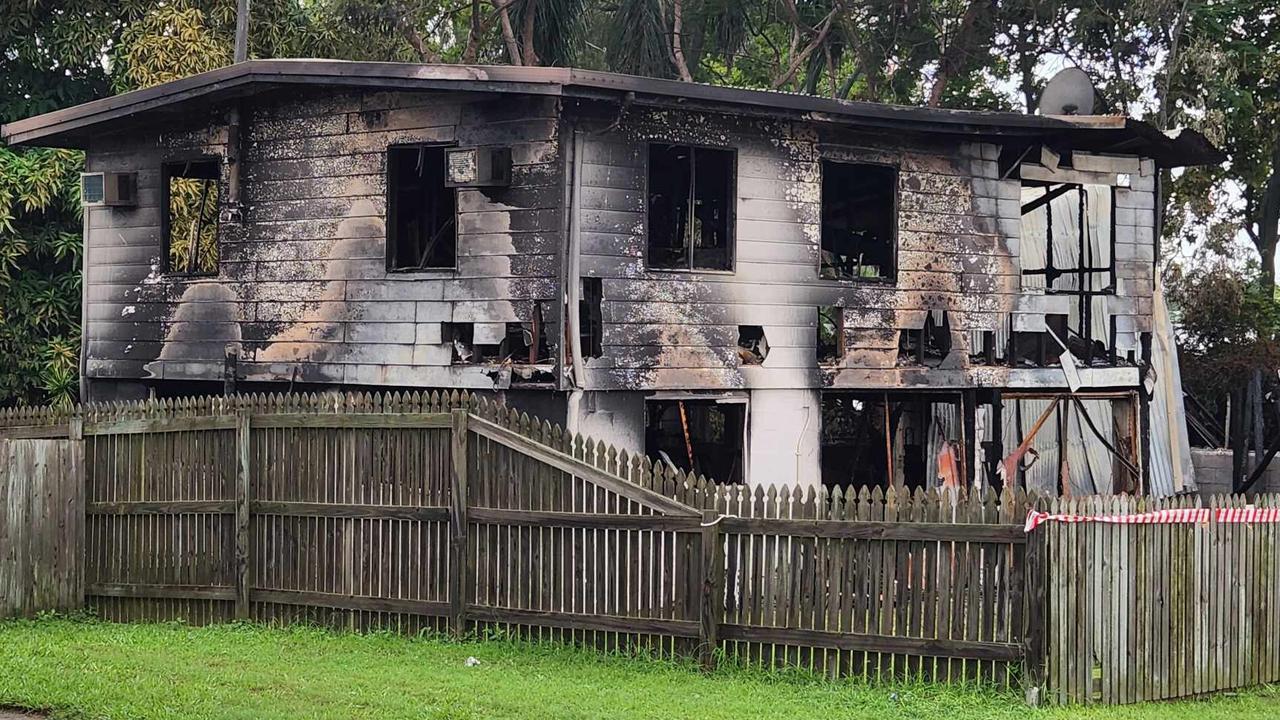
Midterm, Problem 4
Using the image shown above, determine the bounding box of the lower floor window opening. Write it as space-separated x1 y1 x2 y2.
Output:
645 396 746 484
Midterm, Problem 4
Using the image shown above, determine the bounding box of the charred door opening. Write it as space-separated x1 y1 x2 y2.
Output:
388 145 457 270
820 161 896 281
820 391 965 491
647 144 734 271
162 159 221 276
645 397 745 483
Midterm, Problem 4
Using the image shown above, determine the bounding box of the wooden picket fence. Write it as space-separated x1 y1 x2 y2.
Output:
1037 494 1280 705
0 391 1032 687
0 438 84 617
6 391 1280 704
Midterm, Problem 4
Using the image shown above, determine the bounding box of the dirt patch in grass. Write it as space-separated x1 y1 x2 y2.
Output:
0 708 46 719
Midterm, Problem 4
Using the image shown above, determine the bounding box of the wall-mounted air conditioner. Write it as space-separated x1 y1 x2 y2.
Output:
445 147 511 187
81 172 138 207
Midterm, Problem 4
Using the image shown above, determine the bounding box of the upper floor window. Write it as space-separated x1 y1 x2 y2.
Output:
388 145 456 271
647 144 734 271
820 161 896 281
162 159 221 276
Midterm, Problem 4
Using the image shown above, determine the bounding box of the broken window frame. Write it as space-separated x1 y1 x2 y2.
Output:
645 392 748 484
386 143 458 272
645 143 737 273
818 159 899 282
161 157 222 277
1019 181 1117 365
897 310 952 367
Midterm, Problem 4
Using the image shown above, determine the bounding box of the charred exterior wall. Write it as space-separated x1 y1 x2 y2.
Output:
83 89 562 393
571 104 1155 393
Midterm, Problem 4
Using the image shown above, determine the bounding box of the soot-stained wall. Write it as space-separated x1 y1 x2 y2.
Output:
82 89 563 392
571 104 1156 392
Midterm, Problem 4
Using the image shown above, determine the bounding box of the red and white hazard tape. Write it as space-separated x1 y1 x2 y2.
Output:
1024 506 1280 533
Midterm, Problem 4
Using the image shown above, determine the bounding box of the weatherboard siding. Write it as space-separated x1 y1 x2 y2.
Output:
83 89 563 389
571 105 1156 391
79 86 1157 396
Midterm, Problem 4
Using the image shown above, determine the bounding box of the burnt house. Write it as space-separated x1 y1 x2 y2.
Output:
0 61 1220 495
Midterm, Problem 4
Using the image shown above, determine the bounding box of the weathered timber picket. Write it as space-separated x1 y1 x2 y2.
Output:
0 438 84 617
1039 494 1280 705
0 391 1032 686
9 393 1280 703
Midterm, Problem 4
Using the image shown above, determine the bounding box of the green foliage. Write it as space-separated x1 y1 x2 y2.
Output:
1166 261 1280 404
0 145 84 408
604 0 676 79
115 4 234 90
167 176 222 275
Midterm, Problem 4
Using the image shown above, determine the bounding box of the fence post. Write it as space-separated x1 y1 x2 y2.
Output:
1023 523 1048 704
234 411 251 620
698 509 722 671
449 409 470 638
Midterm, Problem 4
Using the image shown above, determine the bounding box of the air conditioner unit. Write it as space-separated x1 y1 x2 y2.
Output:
81 172 138 207
445 147 511 187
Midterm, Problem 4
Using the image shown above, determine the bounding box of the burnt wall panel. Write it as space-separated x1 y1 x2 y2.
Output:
83 89 563 391
571 105 1156 392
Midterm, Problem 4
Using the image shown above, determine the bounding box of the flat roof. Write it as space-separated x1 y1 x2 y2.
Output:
0 59 1223 166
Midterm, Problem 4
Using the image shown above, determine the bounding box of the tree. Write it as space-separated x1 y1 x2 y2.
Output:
1164 2 1280 285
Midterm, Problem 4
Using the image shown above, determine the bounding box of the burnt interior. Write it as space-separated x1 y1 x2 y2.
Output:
820 161 896 281
898 310 952 366
388 144 457 270
579 277 604 359
647 144 733 271
737 325 767 365
821 391 963 491
817 306 844 363
645 398 745 484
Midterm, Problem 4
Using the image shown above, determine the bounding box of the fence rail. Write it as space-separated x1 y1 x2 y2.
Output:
0 391 1033 685
5 391 1280 704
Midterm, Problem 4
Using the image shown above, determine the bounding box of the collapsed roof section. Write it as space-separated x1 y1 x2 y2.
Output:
1 60 1223 167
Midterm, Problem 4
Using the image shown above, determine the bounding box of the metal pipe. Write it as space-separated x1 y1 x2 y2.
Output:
234 0 250 63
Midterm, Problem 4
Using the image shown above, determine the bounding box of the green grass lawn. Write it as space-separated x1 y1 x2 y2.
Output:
0 618 1277 719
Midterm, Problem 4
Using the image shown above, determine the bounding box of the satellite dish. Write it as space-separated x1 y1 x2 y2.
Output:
1039 68 1097 116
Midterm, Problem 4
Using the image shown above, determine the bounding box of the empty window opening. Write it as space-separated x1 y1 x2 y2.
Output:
505 313 551 365
388 145 457 271
163 159 221 275
647 144 734 271
1008 313 1068 368
579 277 603 359
446 323 476 363
817 306 844 363
645 398 745 484
737 325 768 365
820 161 896 281
898 310 951 366
821 391 965 491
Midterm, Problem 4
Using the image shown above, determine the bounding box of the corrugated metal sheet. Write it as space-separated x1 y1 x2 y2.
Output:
1149 277 1197 496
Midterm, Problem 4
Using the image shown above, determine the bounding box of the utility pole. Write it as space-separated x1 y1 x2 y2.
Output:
234 0 250 63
